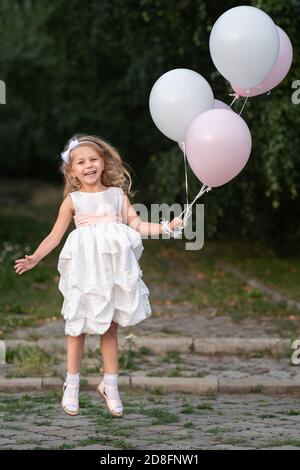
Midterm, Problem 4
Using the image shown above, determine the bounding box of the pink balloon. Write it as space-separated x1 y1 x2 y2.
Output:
177 101 232 153
231 26 293 97
185 109 252 188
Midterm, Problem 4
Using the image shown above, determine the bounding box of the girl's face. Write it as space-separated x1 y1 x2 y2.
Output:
70 145 105 187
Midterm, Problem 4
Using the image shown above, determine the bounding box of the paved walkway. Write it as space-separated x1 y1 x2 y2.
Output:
1 321 299 395
1 269 300 450
1 390 300 450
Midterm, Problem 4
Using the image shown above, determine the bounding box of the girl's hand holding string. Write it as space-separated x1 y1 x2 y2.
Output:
14 254 39 275
168 217 184 232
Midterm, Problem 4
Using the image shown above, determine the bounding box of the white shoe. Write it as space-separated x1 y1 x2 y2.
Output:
97 380 123 417
62 381 79 416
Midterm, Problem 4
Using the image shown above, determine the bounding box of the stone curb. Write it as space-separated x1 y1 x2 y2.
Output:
129 375 218 394
219 376 300 395
193 338 290 355
0 340 5 365
0 374 299 395
0 377 43 391
4 336 291 356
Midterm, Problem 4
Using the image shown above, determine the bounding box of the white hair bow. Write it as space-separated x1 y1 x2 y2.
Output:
60 137 81 163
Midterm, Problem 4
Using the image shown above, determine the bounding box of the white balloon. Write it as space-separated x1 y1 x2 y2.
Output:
209 6 280 89
214 99 231 110
178 141 185 152
149 68 214 142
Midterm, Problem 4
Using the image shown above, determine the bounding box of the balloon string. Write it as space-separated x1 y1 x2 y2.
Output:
229 93 239 107
181 141 189 208
179 184 211 227
161 182 209 237
239 96 248 116
165 152 211 237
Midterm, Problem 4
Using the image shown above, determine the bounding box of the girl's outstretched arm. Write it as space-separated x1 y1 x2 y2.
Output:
14 195 74 275
121 192 182 237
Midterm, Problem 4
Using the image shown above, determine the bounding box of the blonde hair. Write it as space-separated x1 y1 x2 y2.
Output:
59 134 135 199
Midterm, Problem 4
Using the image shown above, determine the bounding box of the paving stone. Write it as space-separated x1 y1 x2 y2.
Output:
261 446 300 450
2 391 299 450
0 438 17 446
212 445 253 450
73 445 117 450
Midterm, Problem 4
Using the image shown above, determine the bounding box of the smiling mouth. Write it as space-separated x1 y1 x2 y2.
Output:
85 171 97 176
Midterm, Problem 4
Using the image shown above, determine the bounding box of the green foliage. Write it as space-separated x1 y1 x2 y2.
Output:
6 345 54 376
0 0 299 249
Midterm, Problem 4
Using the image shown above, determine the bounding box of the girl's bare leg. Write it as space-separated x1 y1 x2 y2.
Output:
98 322 123 416
62 334 85 416
67 334 86 374
100 321 119 373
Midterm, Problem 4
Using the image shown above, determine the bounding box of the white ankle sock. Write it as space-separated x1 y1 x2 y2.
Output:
103 373 118 387
66 372 80 385
63 373 80 413
103 373 123 413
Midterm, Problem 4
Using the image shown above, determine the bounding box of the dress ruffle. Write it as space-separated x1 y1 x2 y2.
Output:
57 223 152 336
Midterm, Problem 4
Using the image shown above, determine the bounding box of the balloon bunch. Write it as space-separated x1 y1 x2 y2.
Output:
149 6 293 236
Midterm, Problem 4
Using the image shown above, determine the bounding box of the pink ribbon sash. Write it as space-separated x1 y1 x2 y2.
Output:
74 212 122 228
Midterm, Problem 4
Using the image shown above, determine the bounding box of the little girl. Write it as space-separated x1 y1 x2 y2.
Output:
14 134 182 418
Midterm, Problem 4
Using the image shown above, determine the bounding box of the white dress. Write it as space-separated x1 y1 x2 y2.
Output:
57 187 152 336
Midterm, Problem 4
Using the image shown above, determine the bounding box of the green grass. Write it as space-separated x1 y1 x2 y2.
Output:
197 402 214 411
112 439 133 449
0 241 64 336
57 443 75 450
79 435 109 446
149 386 165 396
265 438 300 448
112 428 132 438
160 326 181 335
140 407 179 425
0 393 59 415
184 421 195 428
78 394 94 409
190 371 208 378
34 421 51 426
160 351 183 364
0 180 69 336
216 436 250 446
285 409 300 416
167 367 184 377
79 435 132 449
178 406 213 416
180 403 194 414
6 345 58 377
142 238 300 329
213 240 300 302
119 346 153 371
206 427 235 434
